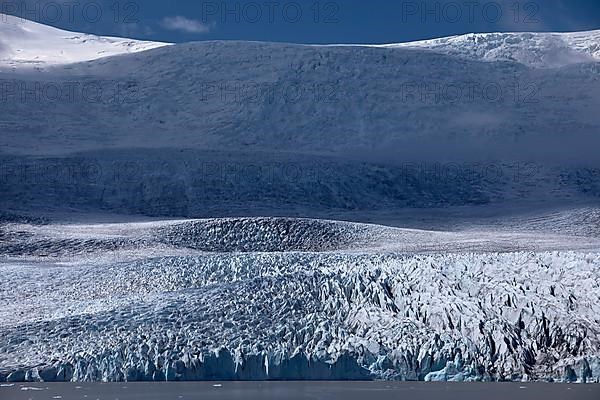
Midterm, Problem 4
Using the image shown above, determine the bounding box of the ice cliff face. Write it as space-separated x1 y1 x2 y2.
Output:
1 218 599 383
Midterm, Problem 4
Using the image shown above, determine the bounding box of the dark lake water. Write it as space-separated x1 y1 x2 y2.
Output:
1 382 598 400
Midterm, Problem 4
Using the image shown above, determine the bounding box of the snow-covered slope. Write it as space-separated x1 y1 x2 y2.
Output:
379 30 600 68
0 19 599 217
0 13 168 70
0 18 599 167
1 35 599 159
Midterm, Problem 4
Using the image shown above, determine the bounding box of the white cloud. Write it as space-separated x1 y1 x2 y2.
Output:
160 16 212 34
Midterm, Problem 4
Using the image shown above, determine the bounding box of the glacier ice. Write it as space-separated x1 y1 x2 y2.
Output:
0 218 599 383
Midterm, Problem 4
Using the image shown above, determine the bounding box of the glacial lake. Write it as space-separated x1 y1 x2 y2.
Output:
1 381 598 400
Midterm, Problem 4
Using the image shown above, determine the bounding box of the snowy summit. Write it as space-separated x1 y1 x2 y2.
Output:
0 13 168 69
377 30 600 68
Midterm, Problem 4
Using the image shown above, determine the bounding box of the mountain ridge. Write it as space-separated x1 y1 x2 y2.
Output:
1 13 599 70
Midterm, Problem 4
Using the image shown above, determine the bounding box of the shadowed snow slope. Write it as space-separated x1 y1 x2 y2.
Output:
156 218 379 252
0 19 599 159
0 19 599 217
1 150 599 218
0 13 168 70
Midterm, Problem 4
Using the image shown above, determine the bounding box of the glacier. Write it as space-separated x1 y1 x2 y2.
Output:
1 15 599 383
1 217 600 383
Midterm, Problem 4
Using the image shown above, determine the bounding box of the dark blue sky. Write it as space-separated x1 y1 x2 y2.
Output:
2 0 600 43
